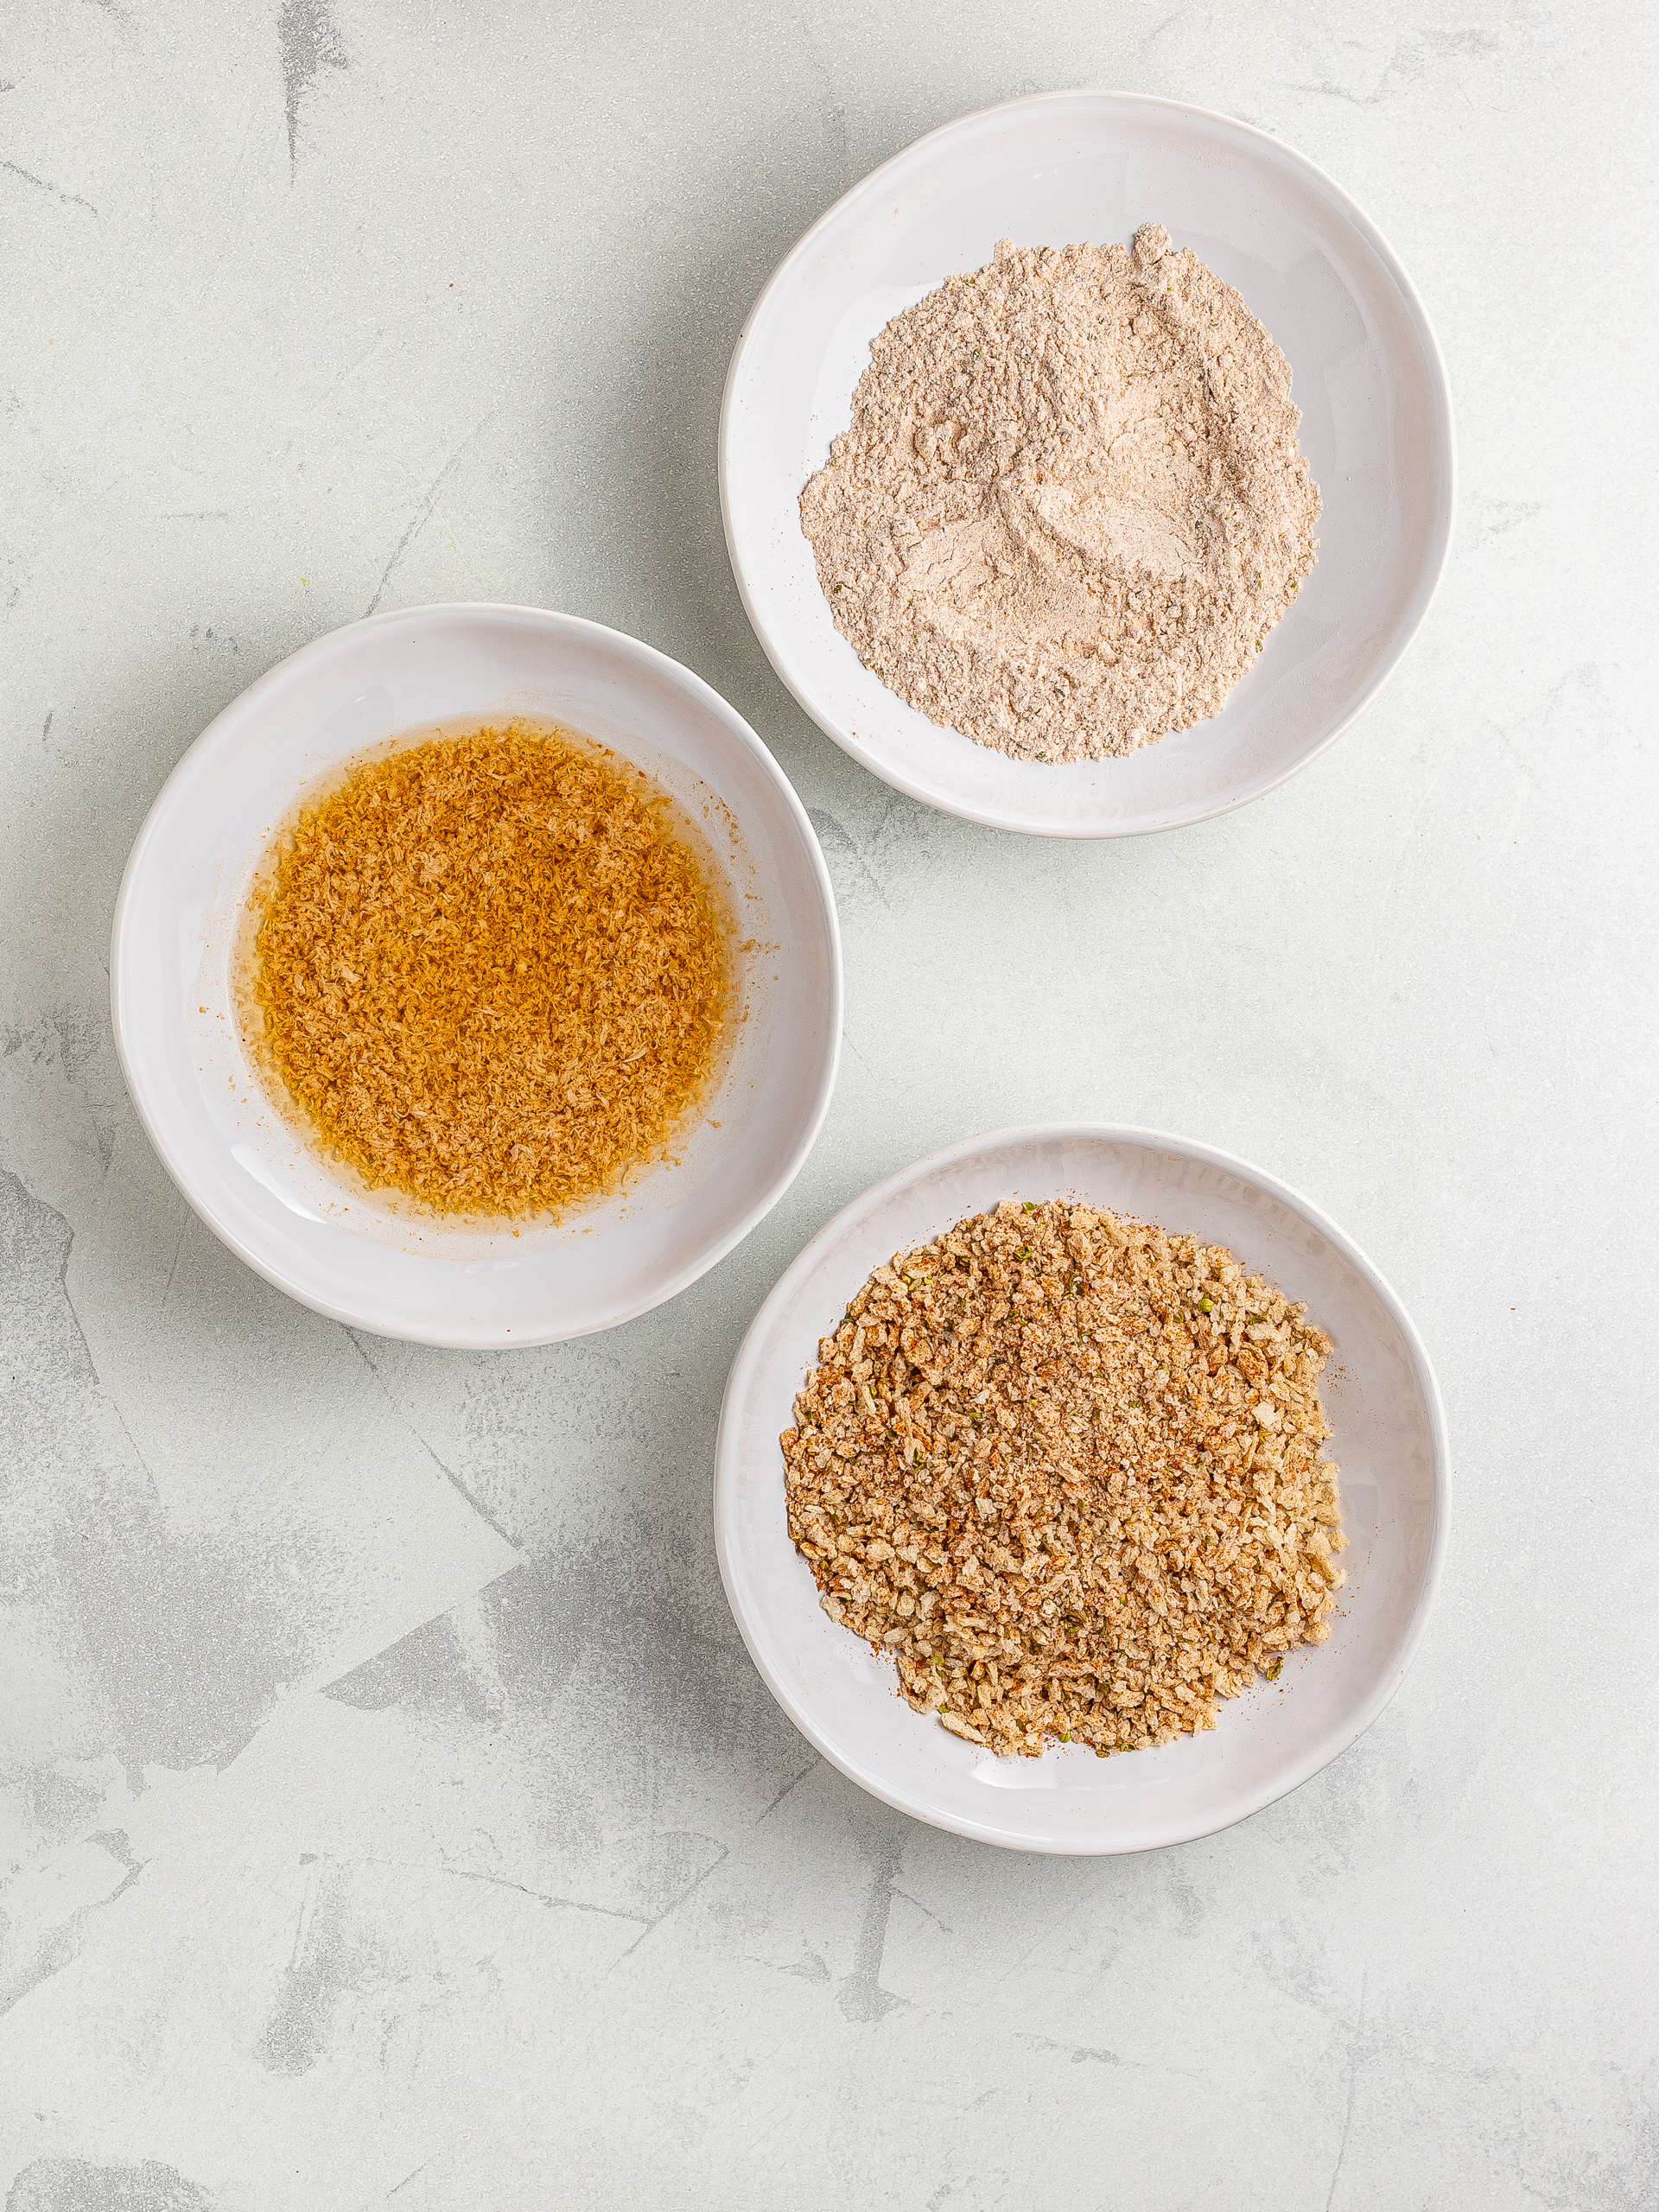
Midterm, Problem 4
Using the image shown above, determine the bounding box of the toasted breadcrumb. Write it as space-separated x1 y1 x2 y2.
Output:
249 723 732 1215
781 1199 1345 1758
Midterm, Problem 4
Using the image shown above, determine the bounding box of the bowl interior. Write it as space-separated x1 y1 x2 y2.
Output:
113 605 840 1346
716 1128 1446 1852
721 92 1454 836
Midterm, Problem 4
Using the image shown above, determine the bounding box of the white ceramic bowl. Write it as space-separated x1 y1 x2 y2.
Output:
715 1126 1448 1853
720 91 1455 837
111 604 842 1347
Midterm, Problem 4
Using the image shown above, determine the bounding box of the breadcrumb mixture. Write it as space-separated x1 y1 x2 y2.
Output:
781 1199 1345 1758
249 723 733 1216
799 226 1320 763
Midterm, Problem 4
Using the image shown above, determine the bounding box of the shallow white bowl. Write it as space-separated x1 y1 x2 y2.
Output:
716 1125 1448 1853
720 91 1455 837
111 604 842 1347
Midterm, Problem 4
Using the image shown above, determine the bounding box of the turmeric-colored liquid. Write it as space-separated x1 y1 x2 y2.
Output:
248 722 734 1216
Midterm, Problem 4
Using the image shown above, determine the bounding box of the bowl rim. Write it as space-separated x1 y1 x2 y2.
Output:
718 86 1459 840
715 1120 1452 1852
110 601 845 1349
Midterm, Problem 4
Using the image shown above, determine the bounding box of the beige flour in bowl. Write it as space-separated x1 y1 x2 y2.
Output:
798 226 1320 764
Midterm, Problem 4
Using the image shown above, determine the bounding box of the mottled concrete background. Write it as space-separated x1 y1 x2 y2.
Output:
3 2 1655 2205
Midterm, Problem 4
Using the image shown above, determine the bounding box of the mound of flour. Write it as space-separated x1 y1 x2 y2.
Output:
799 226 1320 763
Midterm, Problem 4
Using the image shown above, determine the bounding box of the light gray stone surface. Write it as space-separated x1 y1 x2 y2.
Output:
3 3 1655 2205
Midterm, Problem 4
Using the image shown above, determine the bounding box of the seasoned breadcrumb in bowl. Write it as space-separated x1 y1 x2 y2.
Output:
715 1127 1447 1853
112 604 842 1346
721 91 1454 836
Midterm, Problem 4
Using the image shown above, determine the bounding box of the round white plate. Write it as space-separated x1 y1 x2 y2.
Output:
112 604 842 1347
715 1126 1448 1853
720 91 1455 837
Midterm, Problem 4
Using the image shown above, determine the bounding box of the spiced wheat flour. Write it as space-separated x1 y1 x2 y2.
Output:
799 226 1320 762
